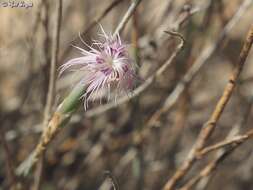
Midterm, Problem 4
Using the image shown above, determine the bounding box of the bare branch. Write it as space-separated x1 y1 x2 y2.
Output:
163 8 253 189
113 0 142 36
148 0 253 127
197 129 253 158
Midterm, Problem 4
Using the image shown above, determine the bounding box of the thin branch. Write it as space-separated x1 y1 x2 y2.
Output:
59 0 125 63
131 5 140 66
44 0 62 124
32 156 44 190
33 1 62 189
179 145 238 190
0 132 17 189
196 129 253 158
148 0 253 127
194 93 253 190
104 171 120 190
163 20 253 190
180 116 253 190
113 0 142 36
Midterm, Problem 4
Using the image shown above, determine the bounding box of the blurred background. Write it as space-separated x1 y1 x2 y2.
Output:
1 0 253 189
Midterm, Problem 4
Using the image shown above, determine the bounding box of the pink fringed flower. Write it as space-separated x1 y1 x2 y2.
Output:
60 27 137 109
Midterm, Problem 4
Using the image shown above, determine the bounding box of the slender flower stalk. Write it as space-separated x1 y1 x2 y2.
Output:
16 0 142 176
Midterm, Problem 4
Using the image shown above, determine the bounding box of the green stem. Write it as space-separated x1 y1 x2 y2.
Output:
58 84 86 114
16 85 86 176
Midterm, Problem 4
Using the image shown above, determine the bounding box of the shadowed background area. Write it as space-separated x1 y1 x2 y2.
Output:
1 0 253 190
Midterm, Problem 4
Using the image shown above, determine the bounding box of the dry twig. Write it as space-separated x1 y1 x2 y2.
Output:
32 1 63 189
196 129 253 158
59 0 125 63
163 22 253 190
148 0 253 127
104 171 120 190
0 132 17 189
180 128 253 190
182 94 253 190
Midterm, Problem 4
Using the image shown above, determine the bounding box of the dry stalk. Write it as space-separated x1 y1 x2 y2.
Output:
32 0 62 189
196 129 253 158
163 24 253 190
180 128 253 190
0 132 18 190
179 94 253 190
59 0 125 63
147 0 252 127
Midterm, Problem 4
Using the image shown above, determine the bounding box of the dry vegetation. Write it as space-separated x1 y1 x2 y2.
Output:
1 0 253 190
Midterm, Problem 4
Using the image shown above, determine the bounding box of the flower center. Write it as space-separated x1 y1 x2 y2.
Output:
105 55 114 67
